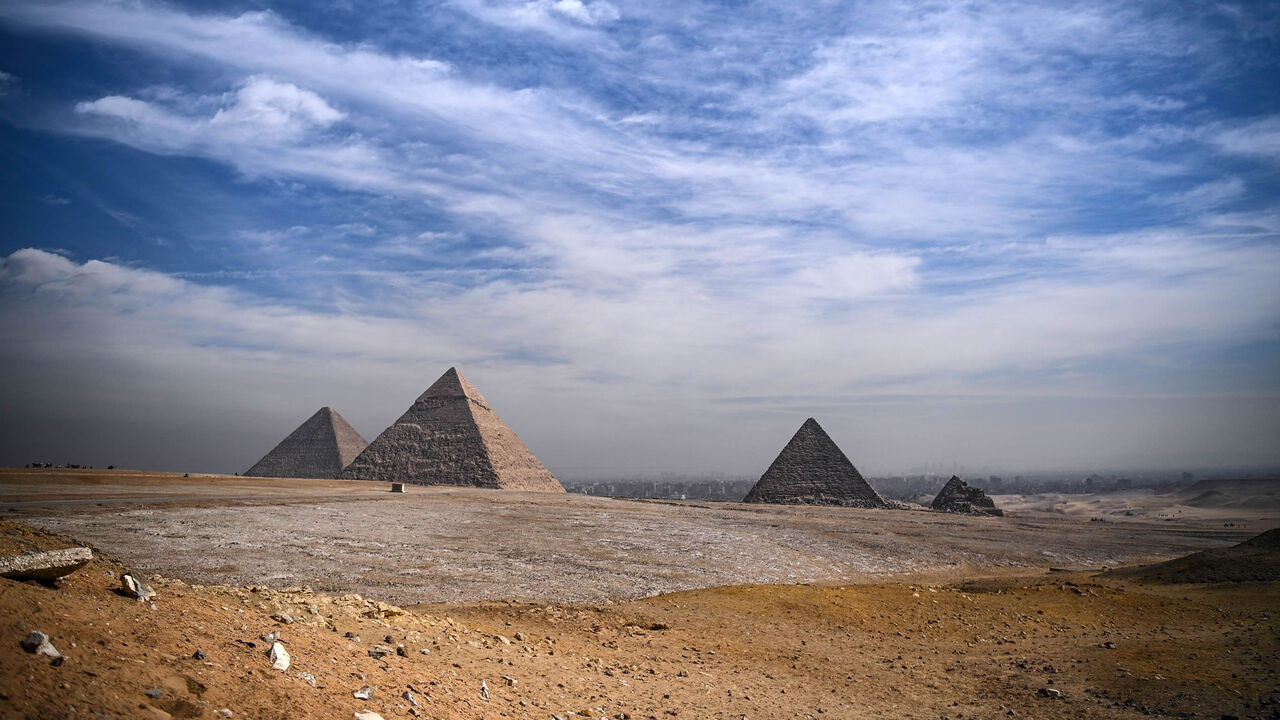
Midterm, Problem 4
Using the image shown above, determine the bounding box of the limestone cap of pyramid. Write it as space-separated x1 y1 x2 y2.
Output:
415 366 489 408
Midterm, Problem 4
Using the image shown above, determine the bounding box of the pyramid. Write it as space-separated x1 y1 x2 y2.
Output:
742 417 887 507
245 406 369 479
339 367 564 492
930 476 1002 516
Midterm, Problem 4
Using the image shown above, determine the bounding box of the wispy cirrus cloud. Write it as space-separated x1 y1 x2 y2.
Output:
0 0 1277 473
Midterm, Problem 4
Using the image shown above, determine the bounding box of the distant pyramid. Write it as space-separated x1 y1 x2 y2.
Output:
339 367 564 492
245 406 368 479
742 417 887 507
930 476 1003 516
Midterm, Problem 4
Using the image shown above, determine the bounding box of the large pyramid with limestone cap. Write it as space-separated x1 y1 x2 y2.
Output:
245 406 369 479
339 367 564 492
742 417 887 507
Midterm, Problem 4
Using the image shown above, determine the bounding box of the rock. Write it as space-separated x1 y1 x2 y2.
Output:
144 688 164 699
271 613 294 625
269 642 290 671
353 686 374 700
1036 687 1063 699
297 672 316 687
216 710 232 718
20 631 61 658
0 547 93 581
192 649 206 660
368 645 392 659
122 571 156 601
396 644 408 657
403 690 418 706
513 632 525 642
353 713 385 720
931 476 1004 517
480 679 489 701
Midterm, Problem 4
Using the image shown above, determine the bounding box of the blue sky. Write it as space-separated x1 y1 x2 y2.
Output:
1 0 1278 476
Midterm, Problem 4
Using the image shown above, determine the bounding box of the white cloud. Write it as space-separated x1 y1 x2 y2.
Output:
1214 116 1280 161
209 76 343 141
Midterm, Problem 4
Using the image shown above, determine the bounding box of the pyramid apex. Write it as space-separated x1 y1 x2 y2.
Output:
416 366 488 406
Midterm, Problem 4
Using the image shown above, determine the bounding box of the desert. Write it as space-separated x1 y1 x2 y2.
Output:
3 468 1279 720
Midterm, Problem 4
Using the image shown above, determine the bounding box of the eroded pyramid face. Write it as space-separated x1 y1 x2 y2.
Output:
743 417 886 508
245 407 368 479
339 367 564 492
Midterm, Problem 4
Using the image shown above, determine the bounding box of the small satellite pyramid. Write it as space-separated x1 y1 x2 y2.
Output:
245 406 369 479
930 475 1003 516
339 367 564 492
742 417 887 507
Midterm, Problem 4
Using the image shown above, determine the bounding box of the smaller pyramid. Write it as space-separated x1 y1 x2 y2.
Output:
245 407 368 479
340 367 564 492
930 476 1003 516
742 418 887 507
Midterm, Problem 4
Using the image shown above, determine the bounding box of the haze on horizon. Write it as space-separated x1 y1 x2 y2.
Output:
1 1 1278 478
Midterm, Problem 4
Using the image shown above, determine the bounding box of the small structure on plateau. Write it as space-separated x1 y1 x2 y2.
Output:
930 475 1003 516
244 406 368 479
742 417 887 507
340 367 564 492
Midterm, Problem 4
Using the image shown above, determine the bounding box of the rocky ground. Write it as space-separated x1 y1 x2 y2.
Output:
2 469 1273 605
4 519 1279 720
2 469 1279 719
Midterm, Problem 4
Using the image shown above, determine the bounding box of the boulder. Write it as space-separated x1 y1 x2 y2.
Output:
269 642 290 671
122 571 156 601
0 547 93 582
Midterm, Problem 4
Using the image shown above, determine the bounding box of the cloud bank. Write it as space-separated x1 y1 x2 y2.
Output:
0 0 1277 474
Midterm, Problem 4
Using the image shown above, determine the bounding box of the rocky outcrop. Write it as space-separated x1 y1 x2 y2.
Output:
930 476 1003 516
340 368 564 492
245 407 368 479
743 418 887 508
0 547 92 581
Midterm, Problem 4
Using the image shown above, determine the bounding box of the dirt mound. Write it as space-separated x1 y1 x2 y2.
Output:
1184 489 1231 507
1176 477 1280 508
0 518 82 557
1105 527 1280 583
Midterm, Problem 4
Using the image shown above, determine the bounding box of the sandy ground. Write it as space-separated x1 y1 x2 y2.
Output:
2 469 1274 605
3 469 1279 719
3 519 1278 720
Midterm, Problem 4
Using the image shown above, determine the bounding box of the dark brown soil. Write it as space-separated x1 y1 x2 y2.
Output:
1105 528 1280 583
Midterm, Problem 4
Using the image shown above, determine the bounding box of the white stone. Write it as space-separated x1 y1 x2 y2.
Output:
269 641 290 671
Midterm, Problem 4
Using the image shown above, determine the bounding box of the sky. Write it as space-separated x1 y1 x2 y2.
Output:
1 0 1278 478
